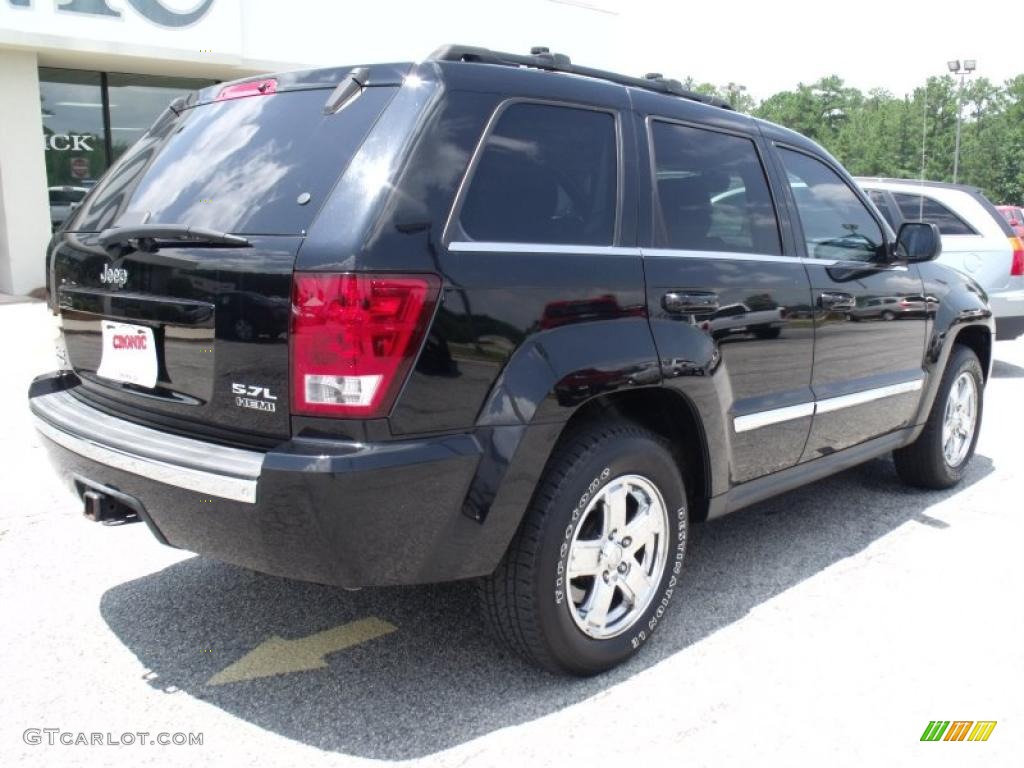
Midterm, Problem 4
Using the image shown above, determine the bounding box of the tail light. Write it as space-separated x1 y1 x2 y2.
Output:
1010 237 1024 277
217 78 277 101
290 273 441 418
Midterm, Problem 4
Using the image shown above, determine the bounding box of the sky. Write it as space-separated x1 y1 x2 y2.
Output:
242 0 1023 101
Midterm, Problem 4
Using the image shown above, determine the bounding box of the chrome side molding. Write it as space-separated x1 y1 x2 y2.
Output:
734 402 815 433
733 378 924 434
814 379 924 414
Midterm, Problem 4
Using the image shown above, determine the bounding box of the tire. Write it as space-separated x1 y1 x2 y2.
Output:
753 326 781 340
479 421 689 675
894 345 983 489
881 310 896 321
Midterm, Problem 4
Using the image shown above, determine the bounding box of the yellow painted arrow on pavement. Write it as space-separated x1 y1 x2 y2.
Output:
206 617 397 685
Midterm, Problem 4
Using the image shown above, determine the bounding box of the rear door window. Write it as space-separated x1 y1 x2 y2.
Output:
649 121 781 255
69 86 396 234
459 103 618 245
892 193 977 235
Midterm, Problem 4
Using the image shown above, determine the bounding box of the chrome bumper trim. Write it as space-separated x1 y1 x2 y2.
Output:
31 391 262 504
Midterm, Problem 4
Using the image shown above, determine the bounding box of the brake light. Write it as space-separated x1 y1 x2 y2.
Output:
290 273 441 417
216 79 277 101
1011 237 1024 277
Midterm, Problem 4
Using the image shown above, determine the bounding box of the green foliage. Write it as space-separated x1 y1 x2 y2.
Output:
692 73 1024 205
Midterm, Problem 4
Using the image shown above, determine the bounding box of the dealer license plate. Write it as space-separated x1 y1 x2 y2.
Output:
96 321 158 388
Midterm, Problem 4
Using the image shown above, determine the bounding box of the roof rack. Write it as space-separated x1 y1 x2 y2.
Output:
429 45 734 110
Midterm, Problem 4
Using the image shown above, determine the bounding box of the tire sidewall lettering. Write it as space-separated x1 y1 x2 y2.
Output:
554 466 610 606
630 504 687 649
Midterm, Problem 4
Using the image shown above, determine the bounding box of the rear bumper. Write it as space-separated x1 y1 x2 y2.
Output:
29 374 504 588
989 289 1024 339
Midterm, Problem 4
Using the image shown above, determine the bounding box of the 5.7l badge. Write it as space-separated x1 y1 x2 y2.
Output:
232 383 277 413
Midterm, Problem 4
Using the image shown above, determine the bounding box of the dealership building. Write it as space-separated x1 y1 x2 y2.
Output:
0 0 623 296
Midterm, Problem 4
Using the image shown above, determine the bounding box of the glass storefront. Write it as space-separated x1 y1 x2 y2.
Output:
39 67 216 228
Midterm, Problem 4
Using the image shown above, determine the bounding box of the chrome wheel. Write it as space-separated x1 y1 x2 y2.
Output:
566 474 669 639
942 371 977 468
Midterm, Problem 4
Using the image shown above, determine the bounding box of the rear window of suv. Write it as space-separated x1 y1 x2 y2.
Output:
892 192 977 235
67 86 396 235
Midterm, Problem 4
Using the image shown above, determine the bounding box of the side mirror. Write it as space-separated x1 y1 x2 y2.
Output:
896 221 942 262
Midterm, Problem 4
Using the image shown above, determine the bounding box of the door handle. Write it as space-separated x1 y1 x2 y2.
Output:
818 291 855 311
662 291 719 314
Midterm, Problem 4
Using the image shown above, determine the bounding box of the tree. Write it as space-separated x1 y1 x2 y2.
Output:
675 71 1024 204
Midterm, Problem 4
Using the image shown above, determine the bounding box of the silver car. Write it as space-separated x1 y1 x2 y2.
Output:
858 178 1024 340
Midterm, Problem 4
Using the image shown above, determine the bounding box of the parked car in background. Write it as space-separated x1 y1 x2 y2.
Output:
48 185 88 231
702 301 785 339
997 205 1024 239
858 179 1024 340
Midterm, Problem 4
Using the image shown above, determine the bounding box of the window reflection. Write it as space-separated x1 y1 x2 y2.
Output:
779 149 885 263
40 68 106 193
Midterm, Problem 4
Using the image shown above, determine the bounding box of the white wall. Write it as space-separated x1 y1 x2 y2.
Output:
0 48 50 295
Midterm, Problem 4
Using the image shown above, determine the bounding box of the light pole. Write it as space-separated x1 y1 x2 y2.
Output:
947 58 976 184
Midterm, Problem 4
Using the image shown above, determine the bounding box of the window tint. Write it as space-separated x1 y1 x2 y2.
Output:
867 189 898 229
72 86 394 234
892 193 976 235
779 149 885 262
650 121 780 255
460 103 617 245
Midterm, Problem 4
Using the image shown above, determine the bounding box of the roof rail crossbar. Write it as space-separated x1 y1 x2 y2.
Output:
429 44 734 110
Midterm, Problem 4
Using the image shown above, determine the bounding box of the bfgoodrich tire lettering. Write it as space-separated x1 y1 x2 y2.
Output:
479 421 689 675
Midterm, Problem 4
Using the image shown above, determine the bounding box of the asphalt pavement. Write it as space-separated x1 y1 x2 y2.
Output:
1 299 1021 768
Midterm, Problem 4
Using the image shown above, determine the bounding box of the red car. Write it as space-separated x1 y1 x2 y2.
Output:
997 205 1024 239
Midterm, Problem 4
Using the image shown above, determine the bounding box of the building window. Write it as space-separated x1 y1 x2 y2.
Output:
39 67 215 229
106 72 211 164
39 68 107 191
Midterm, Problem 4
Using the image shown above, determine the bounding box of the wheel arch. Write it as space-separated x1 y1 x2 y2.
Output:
537 387 712 522
952 323 992 382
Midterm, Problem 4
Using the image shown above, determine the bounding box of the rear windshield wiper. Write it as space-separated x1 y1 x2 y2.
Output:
98 224 251 252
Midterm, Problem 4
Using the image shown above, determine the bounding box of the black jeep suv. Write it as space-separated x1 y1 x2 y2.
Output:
30 46 993 675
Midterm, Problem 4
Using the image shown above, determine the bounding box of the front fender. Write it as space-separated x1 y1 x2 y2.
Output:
910 263 994 436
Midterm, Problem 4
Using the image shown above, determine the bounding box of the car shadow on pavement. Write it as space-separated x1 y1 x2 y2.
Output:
991 359 1024 379
99 453 993 760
